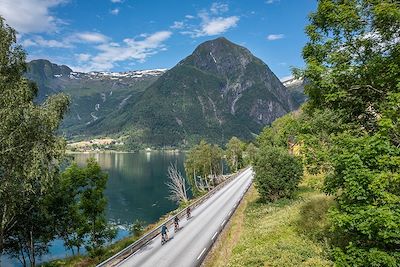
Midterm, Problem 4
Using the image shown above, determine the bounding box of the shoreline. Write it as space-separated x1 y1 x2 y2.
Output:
66 149 186 154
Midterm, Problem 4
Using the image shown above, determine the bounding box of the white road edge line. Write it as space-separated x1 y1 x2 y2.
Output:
211 231 218 240
197 248 207 260
221 219 226 226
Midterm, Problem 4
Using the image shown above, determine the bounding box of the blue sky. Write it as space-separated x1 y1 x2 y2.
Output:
0 0 316 80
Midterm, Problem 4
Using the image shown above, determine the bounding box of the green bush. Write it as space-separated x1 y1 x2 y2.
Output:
324 133 400 266
254 147 303 202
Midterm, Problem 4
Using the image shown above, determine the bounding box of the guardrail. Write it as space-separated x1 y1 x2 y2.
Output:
96 167 250 267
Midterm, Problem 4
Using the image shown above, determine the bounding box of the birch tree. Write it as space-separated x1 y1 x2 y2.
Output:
0 17 70 265
166 163 188 204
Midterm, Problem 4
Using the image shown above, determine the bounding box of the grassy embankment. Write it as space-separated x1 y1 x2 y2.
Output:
204 174 335 267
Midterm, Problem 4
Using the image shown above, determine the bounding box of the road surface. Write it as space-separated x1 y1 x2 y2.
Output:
117 168 253 267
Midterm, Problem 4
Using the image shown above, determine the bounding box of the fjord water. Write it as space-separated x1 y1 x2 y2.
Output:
74 151 185 225
2 151 185 266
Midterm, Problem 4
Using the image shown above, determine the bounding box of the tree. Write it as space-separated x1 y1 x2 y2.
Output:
166 163 189 205
254 147 303 202
225 137 245 172
184 140 224 195
55 163 87 255
80 158 116 256
0 16 70 265
243 143 257 166
300 0 400 130
53 160 116 257
257 113 299 151
324 131 400 266
299 1 400 265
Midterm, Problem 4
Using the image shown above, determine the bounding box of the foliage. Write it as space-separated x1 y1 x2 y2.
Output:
298 1 400 265
79 158 116 256
254 146 303 202
184 140 224 195
243 142 257 166
36 158 116 259
300 0 400 130
129 220 145 237
257 113 299 150
323 132 400 265
0 16 70 266
56 163 88 255
4 187 59 266
297 108 347 174
225 137 246 172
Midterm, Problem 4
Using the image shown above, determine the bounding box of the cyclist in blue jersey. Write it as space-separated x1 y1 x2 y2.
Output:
161 224 168 244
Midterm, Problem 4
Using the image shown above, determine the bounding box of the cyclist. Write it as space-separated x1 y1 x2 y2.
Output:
186 207 191 219
174 216 180 232
161 224 168 244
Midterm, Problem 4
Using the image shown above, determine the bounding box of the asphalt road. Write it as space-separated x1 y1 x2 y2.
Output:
117 168 253 267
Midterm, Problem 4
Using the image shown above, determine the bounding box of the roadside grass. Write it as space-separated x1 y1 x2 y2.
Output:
204 185 258 267
205 174 334 267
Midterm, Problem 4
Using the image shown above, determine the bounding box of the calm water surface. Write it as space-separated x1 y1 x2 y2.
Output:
2 151 185 266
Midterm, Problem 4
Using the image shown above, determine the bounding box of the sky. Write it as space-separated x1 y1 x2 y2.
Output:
0 0 317 80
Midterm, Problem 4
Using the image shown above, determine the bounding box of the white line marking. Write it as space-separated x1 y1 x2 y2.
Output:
221 220 226 226
197 248 206 260
212 231 218 240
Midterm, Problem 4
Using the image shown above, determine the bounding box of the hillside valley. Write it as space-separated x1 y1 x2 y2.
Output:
27 38 305 148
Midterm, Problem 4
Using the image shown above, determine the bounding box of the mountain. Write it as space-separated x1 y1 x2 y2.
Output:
282 77 307 106
26 59 72 102
88 37 298 147
26 59 165 138
27 38 303 148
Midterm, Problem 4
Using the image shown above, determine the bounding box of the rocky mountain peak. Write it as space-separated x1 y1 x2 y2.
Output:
179 37 256 78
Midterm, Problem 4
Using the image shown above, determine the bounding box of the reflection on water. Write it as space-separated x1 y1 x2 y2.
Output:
2 151 185 266
73 151 185 225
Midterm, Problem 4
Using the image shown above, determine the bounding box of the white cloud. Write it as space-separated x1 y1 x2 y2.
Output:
72 31 172 72
110 8 120 15
0 0 66 33
21 39 37 47
76 53 91 62
76 32 109 43
110 0 122 2
21 36 71 48
267 34 285 41
180 3 239 38
20 32 109 50
171 21 185 29
266 0 280 4
210 3 229 14
199 16 239 36
185 15 195 19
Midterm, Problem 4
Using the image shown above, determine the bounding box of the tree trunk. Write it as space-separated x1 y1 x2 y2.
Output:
0 229 3 265
30 229 35 267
